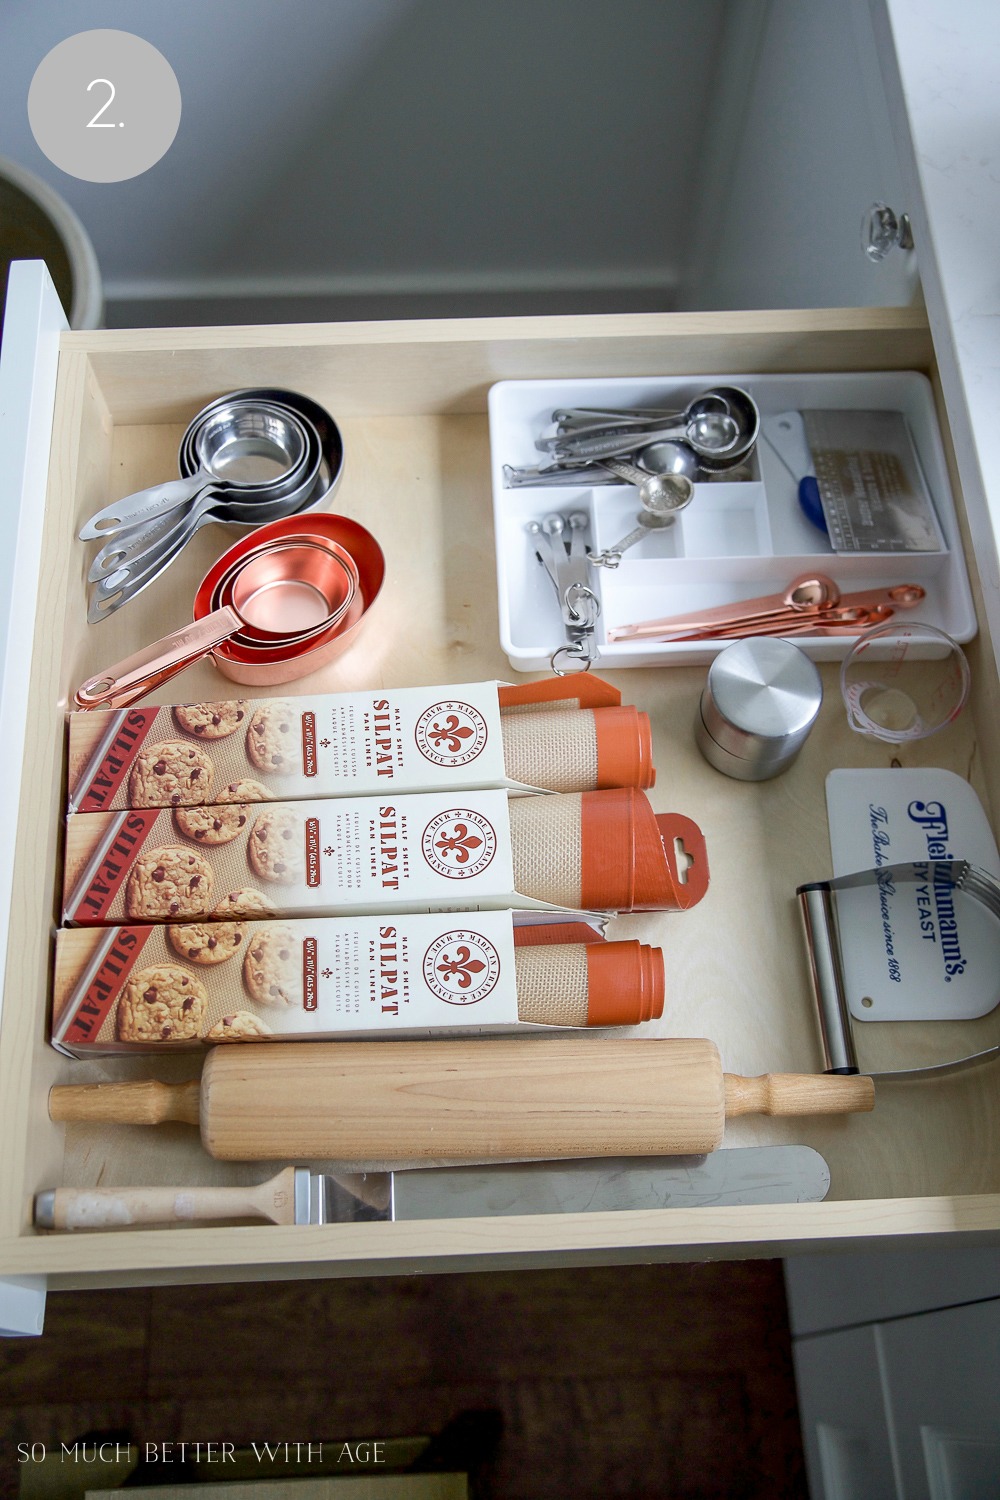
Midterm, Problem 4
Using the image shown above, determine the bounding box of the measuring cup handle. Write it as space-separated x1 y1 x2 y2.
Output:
78 476 211 542
89 508 205 610
841 682 875 737
89 501 203 583
74 608 242 711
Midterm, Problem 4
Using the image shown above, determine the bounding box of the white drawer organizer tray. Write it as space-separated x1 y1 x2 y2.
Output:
489 372 976 671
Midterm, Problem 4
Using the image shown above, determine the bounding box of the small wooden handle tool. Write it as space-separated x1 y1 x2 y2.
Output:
34 1167 299 1231
48 1038 874 1163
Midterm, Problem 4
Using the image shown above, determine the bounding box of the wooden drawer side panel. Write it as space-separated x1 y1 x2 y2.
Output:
0 352 114 1239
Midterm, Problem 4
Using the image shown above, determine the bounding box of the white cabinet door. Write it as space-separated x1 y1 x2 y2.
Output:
792 1285 1000 1499
786 1248 1000 1338
879 1299 1000 1500
0 258 62 1335
795 1324 898 1499
678 0 919 311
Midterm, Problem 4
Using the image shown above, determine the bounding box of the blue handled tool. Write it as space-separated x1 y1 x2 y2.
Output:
761 411 828 534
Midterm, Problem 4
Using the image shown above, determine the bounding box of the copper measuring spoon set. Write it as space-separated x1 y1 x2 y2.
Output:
607 574 926 644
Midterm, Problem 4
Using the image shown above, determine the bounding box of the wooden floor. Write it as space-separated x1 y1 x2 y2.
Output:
0 1262 806 1499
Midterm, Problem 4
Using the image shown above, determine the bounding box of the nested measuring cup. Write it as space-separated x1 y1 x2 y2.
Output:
193 513 384 679
75 539 359 711
212 539 359 647
79 400 313 543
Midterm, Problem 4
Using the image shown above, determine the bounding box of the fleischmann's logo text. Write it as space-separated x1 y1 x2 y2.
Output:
907 799 968 979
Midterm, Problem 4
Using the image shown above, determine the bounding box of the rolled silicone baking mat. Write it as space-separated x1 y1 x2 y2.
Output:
48 1037 876 1162
496 674 621 711
51 918 666 1051
66 676 630 815
509 790 709 912
514 940 664 1026
500 707 654 792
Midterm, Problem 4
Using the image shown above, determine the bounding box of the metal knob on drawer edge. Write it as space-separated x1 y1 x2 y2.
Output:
862 201 914 262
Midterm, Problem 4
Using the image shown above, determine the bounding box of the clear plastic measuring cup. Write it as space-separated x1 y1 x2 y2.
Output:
840 620 971 743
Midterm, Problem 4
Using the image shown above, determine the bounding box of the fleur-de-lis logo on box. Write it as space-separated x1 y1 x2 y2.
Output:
423 929 501 1004
434 821 482 864
436 944 487 988
415 700 488 766
428 715 474 755
421 807 497 879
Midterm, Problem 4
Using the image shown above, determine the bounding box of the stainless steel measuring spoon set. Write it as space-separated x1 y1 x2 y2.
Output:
527 512 600 674
78 388 344 621
503 385 760 489
527 472 695 671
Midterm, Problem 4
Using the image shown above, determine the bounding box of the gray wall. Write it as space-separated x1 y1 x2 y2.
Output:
2 0 916 324
1 0 726 323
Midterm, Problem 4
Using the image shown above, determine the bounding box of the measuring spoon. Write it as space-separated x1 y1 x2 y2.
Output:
503 440 703 489
608 577 925 641
676 603 900 641
589 473 695 568
545 410 742 464
550 392 734 434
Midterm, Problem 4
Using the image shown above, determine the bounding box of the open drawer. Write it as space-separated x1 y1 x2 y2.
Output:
2 263 1000 1293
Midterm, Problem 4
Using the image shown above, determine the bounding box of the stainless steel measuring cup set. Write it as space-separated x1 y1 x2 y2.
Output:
79 389 345 621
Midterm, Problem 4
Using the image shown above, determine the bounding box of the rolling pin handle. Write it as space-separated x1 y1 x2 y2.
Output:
48 1079 202 1127
724 1072 875 1118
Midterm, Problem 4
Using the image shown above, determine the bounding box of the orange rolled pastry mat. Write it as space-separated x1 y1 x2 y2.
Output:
500 706 654 792
496 673 621 711
509 789 709 912
514 940 664 1026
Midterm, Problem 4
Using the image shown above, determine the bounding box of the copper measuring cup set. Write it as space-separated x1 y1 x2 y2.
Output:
607 574 927 644
76 512 385 710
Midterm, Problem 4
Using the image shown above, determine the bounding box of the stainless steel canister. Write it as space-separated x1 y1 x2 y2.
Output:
695 637 823 781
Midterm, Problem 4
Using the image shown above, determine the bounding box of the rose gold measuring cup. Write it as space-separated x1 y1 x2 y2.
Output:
212 540 358 644
76 533 363 711
192 514 384 683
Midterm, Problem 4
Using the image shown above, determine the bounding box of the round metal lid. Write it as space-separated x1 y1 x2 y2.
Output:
706 637 823 742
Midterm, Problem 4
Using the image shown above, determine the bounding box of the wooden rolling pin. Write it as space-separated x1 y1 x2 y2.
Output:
48 1038 874 1163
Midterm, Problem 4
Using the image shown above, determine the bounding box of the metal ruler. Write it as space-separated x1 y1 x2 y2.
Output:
802 409 943 553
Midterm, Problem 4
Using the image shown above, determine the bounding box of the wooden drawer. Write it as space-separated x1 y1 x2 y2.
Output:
2 264 999 1292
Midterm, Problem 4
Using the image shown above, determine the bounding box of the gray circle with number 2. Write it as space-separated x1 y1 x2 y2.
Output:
29 30 181 183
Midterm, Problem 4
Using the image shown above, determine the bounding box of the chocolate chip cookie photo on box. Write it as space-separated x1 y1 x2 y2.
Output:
168 919 248 965
116 964 207 1042
126 844 213 920
246 702 298 774
204 1010 274 1042
214 887 275 920
129 740 214 807
215 778 271 803
174 803 251 845
243 925 302 1007
173 701 248 740
247 807 303 884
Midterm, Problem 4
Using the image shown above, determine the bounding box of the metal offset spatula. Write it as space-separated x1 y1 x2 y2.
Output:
34 1146 830 1230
